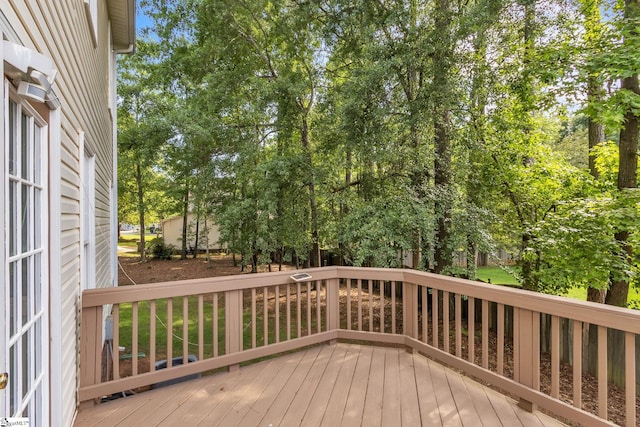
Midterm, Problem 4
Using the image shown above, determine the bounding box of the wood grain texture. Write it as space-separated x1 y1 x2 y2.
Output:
75 343 566 427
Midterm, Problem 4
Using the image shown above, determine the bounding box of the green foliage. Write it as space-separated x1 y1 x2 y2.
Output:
124 0 638 304
532 190 640 294
148 237 176 260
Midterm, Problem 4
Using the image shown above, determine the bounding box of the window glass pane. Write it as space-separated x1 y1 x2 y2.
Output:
10 343 16 415
10 180 17 256
21 184 30 252
34 126 41 183
21 113 29 180
22 331 30 399
35 320 42 379
34 253 42 313
34 188 41 248
9 101 16 175
10 262 16 336
22 258 30 325
34 382 42 425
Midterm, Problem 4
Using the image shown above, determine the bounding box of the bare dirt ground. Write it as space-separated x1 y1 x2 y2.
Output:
116 255 633 426
117 254 295 286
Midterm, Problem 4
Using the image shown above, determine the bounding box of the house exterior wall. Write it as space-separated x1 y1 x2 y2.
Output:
162 214 226 251
1 1 131 425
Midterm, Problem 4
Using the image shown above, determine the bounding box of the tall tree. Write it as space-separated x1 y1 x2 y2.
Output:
606 0 639 306
582 0 608 302
118 40 176 261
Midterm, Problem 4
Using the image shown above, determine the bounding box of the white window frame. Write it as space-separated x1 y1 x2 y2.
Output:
2 80 50 424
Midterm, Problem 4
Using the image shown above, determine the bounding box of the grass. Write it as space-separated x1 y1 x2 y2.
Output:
118 233 157 248
476 266 520 286
117 288 320 362
477 266 640 307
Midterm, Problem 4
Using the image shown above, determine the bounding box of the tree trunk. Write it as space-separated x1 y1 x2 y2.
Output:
301 114 321 267
204 217 211 265
582 0 605 182
466 31 488 280
432 0 453 275
587 113 604 180
586 76 605 301
180 184 190 260
606 0 639 307
193 215 200 259
135 163 146 262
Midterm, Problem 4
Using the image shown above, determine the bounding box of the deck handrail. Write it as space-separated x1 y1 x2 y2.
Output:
80 267 639 426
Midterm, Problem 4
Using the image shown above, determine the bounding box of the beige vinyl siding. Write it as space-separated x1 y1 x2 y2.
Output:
162 214 226 251
3 0 117 425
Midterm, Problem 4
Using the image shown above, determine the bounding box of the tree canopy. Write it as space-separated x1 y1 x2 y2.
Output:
119 0 640 305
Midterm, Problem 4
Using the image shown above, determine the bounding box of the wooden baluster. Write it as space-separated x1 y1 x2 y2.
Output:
307 282 312 336
263 287 268 345
251 289 256 349
422 286 428 343
358 279 363 331
598 325 607 419
296 283 302 338
443 291 450 353
166 298 172 367
316 281 322 333
275 285 280 343
625 332 635 427
286 284 291 340
551 315 560 398
182 296 188 362
150 300 156 371
198 295 204 360
482 300 488 369
380 281 385 333
132 302 139 376
497 303 504 376
572 320 582 408
468 296 474 363
432 289 439 349
368 280 374 332
455 294 461 358
346 279 352 330
391 281 396 334
213 293 219 356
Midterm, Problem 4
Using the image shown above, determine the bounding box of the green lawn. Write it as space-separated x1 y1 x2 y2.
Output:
476 266 520 286
477 266 639 307
117 290 318 361
118 233 157 248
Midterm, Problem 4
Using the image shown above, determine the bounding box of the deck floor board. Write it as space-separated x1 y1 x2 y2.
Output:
74 343 566 427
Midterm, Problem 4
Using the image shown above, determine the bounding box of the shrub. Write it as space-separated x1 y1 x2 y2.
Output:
148 237 175 260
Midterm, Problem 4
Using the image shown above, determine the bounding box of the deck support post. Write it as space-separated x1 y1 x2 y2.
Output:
80 305 103 404
515 307 539 412
402 282 418 339
225 290 244 355
326 278 340 332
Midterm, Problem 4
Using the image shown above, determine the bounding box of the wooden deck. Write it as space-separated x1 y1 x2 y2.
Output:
74 343 565 426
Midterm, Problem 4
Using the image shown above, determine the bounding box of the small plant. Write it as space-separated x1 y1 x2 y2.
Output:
148 237 176 260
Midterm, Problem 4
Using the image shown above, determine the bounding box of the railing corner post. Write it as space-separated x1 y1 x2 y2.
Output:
326 278 340 332
402 282 418 339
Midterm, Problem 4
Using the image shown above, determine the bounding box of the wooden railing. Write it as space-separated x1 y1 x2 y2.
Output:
80 267 640 426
